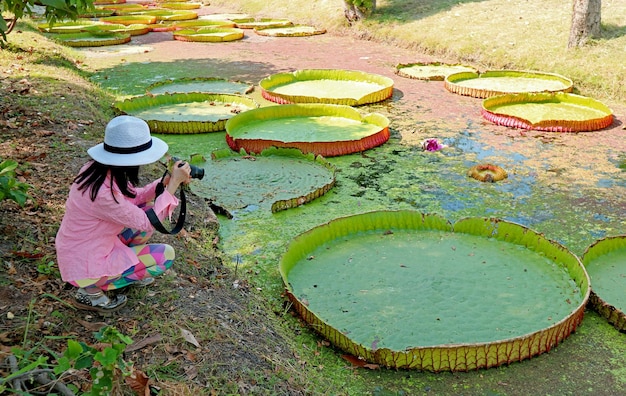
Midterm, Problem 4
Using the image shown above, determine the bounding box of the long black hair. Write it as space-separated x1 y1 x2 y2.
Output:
74 161 139 202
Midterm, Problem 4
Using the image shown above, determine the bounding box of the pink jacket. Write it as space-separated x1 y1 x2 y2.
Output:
55 170 178 282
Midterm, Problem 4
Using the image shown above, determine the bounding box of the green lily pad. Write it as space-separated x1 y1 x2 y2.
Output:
260 69 394 106
445 70 573 98
225 104 390 157
37 20 105 33
100 15 158 25
582 236 626 332
78 8 115 18
173 27 245 42
254 25 326 37
98 3 146 13
482 92 614 132
84 23 151 36
395 62 478 81
172 19 236 29
147 77 253 95
234 18 293 29
48 32 131 47
132 9 198 21
160 2 201 9
114 93 259 133
189 147 336 214
281 211 589 371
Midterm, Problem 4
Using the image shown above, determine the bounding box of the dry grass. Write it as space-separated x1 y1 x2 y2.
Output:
210 0 626 106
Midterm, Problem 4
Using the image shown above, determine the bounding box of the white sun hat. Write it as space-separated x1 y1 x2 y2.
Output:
87 116 168 166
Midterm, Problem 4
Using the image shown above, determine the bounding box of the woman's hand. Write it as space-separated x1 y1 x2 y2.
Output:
166 160 192 195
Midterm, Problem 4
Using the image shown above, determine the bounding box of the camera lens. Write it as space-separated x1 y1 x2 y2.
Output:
190 166 204 180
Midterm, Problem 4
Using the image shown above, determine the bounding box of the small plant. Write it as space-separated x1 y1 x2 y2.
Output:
0 158 32 206
0 326 134 395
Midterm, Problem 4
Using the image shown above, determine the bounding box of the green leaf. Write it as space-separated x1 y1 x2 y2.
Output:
65 339 84 359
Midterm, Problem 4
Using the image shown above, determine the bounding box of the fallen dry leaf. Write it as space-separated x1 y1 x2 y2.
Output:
180 327 200 348
125 369 151 396
126 333 163 353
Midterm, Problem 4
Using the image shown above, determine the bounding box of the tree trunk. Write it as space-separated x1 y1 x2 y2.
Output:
343 0 377 23
567 0 601 48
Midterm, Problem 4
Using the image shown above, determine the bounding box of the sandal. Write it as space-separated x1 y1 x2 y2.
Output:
73 288 127 313
132 277 155 287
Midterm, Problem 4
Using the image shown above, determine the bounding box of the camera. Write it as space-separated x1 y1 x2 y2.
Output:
170 156 205 180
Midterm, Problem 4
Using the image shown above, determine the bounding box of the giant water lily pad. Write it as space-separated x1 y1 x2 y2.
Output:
100 15 157 25
254 25 326 37
225 104 390 157
445 70 573 98
48 32 131 47
173 27 244 42
395 62 478 81
114 93 259 133
234 18 293 29
160 2 201 10
190 147 336 214
482 92 613 132
171 19 236 29
84 23 151 36
132 9 198 21
98 3 145 13
582 236 626 332
260 69 394 106
280 211 589 371
147 77 253 95
38 20 104 33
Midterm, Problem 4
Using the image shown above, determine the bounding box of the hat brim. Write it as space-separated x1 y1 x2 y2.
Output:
87 136 169 166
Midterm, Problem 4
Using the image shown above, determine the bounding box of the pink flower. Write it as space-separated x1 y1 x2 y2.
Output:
421 138 445 152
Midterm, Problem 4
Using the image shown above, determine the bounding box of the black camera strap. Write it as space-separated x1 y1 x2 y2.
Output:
146 172 187 235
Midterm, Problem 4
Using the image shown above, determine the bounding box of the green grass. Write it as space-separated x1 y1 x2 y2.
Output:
210 0 626 106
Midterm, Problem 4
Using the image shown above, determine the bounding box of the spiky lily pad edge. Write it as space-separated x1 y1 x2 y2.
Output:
481 92 614 132
254 25 326 37
173 28 245 42
224 104 391 157
581 235 626 332
147 77 254 95
211 147 336 213
48 32 131 47
280 211 590 371
444 70 574 99
113 93 259 134
259 69 395 106
394 62 478 81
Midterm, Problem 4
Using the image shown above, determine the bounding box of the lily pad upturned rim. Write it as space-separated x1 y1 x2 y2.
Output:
192 147 336 214
259 68 394 106
48 31 131 47
481 92 614 132
146 77 254 95
99 15 158 25
84 23 151 36
280 211 590 371
113 92 259 134
395 62 478 81
581 235 626 332
159 2 202 10
130 9 198 21
444 70 574 98
234 18 293 29
171 19 236 30
37 20 105 33
172 27 245 42
254 25 326 37
225 103 390 157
